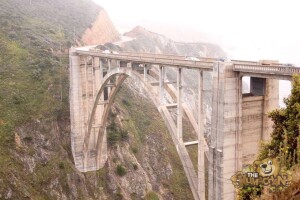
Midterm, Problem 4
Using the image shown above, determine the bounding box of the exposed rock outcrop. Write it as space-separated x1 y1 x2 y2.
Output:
81 9 121 45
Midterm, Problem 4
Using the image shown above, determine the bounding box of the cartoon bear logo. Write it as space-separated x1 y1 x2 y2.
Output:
253 158 280 177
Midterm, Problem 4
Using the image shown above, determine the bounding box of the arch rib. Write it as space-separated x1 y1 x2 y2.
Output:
82 66 202 200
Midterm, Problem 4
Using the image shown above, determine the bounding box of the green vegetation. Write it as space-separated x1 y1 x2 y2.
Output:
0 0 101 199
107 120 129 146
145 191 159 200
113 85 194 199
0 0 100 143
131 146 139 154
238 74 300 199
115 164 127 176
133 163 138 170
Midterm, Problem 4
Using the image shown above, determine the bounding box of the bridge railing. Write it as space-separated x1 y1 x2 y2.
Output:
234 64 300 75
89 48 217 62
231 60 260 65
76 49 214 70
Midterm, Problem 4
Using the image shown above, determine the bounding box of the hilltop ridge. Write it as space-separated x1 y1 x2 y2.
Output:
121 25 226 57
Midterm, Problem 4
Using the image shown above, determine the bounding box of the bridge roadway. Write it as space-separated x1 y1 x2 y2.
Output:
77 48 300 79
234 63 300 80
76 48 215 70
71 47 300 200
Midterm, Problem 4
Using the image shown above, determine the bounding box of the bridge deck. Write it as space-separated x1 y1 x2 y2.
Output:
75 48 300 78
75 49 214 70
234 64 300 79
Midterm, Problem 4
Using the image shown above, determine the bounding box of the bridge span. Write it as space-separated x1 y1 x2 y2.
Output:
69 46 300 200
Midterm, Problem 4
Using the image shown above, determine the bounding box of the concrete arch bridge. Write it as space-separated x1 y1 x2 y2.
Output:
69 47 300 200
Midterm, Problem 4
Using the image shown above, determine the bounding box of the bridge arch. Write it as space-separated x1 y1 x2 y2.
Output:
76 62 204 199
83 67 160 166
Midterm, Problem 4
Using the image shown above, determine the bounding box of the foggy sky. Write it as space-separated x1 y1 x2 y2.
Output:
93 0 300 64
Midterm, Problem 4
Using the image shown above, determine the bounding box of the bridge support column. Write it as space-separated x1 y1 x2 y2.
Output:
69 48 85 171
209 62 242 200
262 79 279 141
198 70 205 200
159 66 165 104
84 57 90 118
177 68 183 141
107 60 112 98
107 59 111 71
144 64 147 82
117 60 120 69
127 62 132 68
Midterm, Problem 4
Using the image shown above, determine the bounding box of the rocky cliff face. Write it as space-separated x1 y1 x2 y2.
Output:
81 9 121 45
2 84 193 200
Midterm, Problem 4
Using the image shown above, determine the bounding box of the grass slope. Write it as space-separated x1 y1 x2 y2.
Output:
0 0 101 198
0 0 100 145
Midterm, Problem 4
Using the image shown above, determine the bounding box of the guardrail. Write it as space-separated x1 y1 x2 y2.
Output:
234 64 300 75
76 49 214 70
231 60 260 65
76 48 299 75
89 47 217 62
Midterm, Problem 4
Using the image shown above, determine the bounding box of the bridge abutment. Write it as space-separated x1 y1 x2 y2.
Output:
241 78 279 165
209 63 279 199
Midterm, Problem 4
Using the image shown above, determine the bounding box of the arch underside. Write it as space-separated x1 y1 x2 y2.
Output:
79 66 203 199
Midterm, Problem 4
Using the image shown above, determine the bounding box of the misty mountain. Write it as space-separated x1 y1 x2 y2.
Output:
120 26 226 58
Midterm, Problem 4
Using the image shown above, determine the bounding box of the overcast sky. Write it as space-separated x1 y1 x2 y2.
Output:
93 0 300 64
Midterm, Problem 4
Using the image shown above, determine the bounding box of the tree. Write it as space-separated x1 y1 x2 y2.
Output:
239 74 300 200
264 74 300 165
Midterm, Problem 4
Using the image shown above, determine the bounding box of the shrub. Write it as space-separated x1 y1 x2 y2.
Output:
23 136 33 142
115 164 126 176
145 191 159 200
120 130 128 140
133 163 138 170
58 162 65 169
107 130 120 145
122 99 130 106
131 147 138 154
107 122 129 145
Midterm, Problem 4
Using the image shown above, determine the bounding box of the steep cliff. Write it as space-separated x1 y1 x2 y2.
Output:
81 9 121 45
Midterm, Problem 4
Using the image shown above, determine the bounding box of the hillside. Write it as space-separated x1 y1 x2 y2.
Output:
0 0 107 199
0 0 102 133
122 26 226 57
